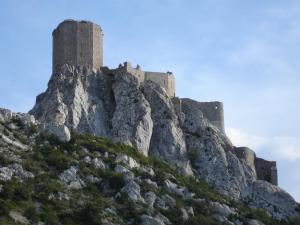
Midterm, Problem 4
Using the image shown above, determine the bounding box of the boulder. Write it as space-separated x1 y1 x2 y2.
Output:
0 167 13 181
248 219 265 225
164 179 195 199
10 164 34 180
121 180 144 202
59 166 85 189
41 123 71 142
92 158 106 169
115 154 140 169
210 202 236 217
0 164 34 181
180 208 189 222
140 215 165 225
144 191 157 208
0 108 12 123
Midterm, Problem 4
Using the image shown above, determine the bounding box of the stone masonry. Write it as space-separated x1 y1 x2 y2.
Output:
49 19 278 186
52 20 103 72
107 62 176 97
234 147 278 186
255 157 278 185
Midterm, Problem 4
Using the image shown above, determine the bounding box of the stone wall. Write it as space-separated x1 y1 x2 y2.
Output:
109 62 175 97
180 99 225 133
196 102 224 132
145 72 175 97
234 147 256 169
92 23 103 70
233 147 278 186
255 157 278 185
234 147 257 178
52 20 103 72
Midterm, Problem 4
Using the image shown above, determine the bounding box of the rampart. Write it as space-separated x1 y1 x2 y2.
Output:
109 62 176 97
255 157 278 185
180 99 225 133
234 147 256 170
52 20 103 72
233 147 278 185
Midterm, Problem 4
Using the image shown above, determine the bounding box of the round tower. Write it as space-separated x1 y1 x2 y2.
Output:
52 19 103 72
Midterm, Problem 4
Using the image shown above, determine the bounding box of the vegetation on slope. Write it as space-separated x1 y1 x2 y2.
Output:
0 118 299 225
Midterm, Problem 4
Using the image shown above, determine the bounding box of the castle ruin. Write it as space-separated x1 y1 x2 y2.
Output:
109 62 176 97
53 20 103 72
51 19 277 186
51 20 234 134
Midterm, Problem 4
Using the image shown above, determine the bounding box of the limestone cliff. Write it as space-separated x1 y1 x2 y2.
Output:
27 64 299 220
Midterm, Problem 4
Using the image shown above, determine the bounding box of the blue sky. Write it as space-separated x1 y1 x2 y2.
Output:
0 0 300 201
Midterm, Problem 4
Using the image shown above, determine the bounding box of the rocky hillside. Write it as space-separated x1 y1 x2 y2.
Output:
0 114 299 225
0 64 299 224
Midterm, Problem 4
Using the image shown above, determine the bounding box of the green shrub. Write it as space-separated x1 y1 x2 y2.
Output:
11 117 25 129
3 129 10 136
104 171 124 190
289 216 300 225
115 192 129 204
26 124 38 136
35 176 64 199
296 204 300 213
22 159 41 174
0 179 32 201
160 208 182 225
116 201 143 225
41 207 59 225
0 216 18 225
185 215 221 225
0 200 14 216
0 154 10 166
46 134 64 146
71 202 103 225
187 149 198 166
39 145 75 171
24 205 39 223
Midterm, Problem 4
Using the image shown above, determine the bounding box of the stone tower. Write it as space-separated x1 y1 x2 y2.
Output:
52 19 103 72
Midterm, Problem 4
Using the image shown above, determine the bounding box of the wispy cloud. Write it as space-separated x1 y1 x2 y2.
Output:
227 128 300 161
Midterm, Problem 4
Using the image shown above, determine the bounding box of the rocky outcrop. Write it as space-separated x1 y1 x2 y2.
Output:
0 112 298 224
140 215 165 225
111 72 153 156
29 65 112 141
59 166 86 189
180 98 255 199
27 65 299 219
142 80 192 175
242 180 299 220
29 65 191 174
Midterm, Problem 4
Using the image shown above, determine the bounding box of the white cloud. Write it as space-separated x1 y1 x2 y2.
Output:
227 128 300 161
